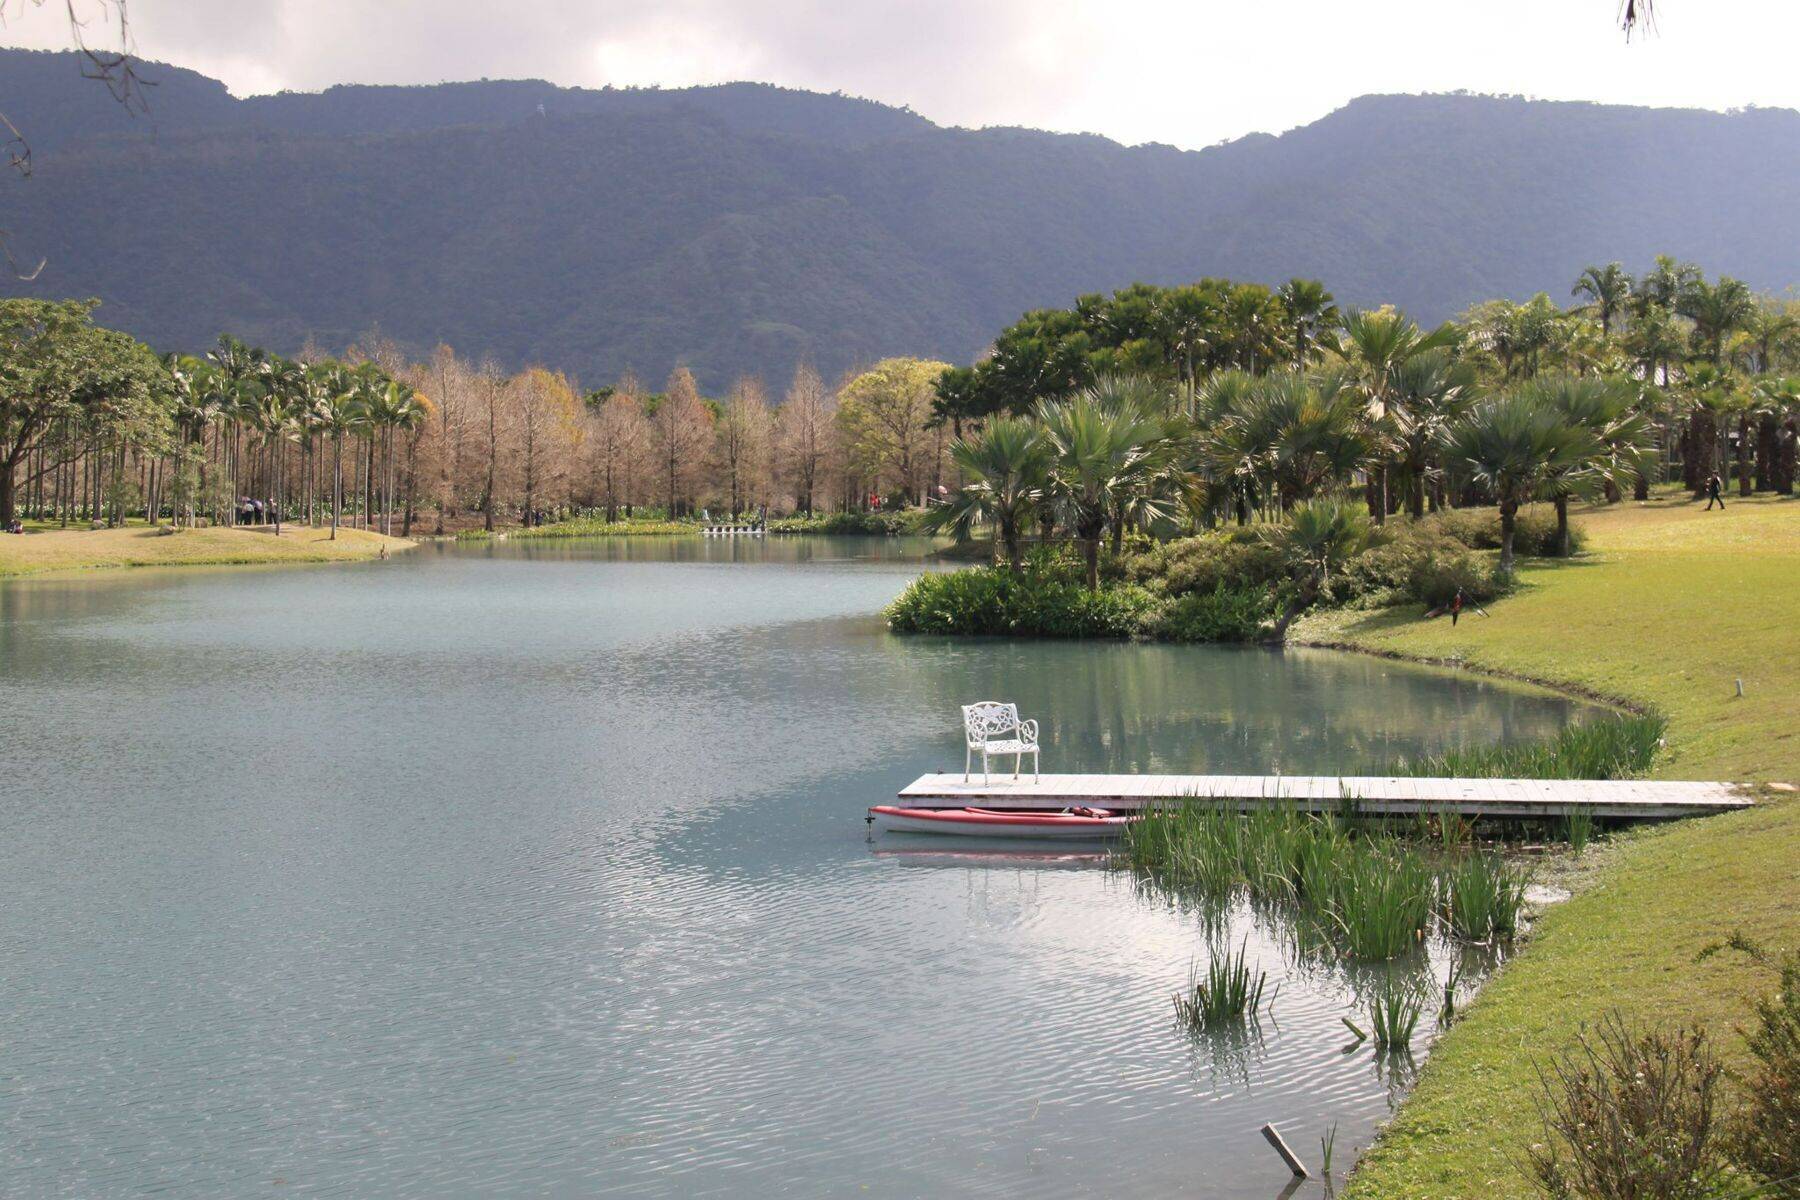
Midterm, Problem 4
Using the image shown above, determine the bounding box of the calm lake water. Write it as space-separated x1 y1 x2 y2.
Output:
0 536 1592 1198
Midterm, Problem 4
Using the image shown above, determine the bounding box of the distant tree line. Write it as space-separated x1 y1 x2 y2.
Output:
3 258 1796 538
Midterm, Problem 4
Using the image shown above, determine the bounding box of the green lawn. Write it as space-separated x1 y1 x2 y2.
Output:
0 522 411 577
1298 492 1800 1197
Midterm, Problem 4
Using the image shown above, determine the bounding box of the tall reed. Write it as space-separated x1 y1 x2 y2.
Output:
1369 981 1424 1051
1390 712 1666 781
1439 852 1530 941
1171 939 1275 1033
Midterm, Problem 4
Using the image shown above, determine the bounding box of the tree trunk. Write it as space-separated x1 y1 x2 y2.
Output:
1756 412 1779 492
1499 501 1518 575
1409 464 1426 519
1083 536 1100 593
1737 413 1754 497
1554 494 1570 557
331 434 343 539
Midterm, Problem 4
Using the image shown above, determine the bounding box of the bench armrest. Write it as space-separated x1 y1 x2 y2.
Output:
1020 719 1039 745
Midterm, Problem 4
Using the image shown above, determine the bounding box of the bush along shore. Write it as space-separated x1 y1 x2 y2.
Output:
886 503 1571 642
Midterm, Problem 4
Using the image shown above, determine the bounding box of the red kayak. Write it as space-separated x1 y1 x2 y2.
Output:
868 805 1135 839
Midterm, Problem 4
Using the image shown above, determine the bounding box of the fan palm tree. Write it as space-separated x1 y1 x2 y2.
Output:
1337 309 1459 523
1678 365 1738 493
1388 349 1479 517
1750 376 1800 492
927 417 1051 570
1188 370 1261 524
1572 263 1633 338
1443 392 1592 575
1277 278 1337 367
1036 375 1174 591
1266 497 1373 639
1524 375 1649 553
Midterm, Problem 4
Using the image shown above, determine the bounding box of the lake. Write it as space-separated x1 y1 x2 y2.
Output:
0 536 1592 1197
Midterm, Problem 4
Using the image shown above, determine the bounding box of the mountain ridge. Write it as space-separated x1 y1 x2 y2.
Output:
4 49 1799 391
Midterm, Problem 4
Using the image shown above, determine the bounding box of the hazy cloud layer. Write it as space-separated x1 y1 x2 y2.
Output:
4 0 1799 148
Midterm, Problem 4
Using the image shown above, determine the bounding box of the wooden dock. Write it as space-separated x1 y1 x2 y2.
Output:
897 773 1751 820
701 524 765 536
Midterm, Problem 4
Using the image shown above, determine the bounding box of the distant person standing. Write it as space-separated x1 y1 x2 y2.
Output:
1705 473 1725 510
1450 587 1465 626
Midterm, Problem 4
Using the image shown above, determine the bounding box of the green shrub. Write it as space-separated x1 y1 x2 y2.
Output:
767 510 929 535
884 567 1157 638
1433 504 1575 557
513 517 696 538
1149 583 1273 642
1128 530 1286 597
1326 520 1503 609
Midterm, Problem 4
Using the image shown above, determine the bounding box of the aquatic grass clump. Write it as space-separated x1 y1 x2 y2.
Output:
1439 852 1531 942
1329 847 1435 960
1391 712 1667 781
1172 940 1275 1033
1368 981 1425 1051
1562 807 1596 856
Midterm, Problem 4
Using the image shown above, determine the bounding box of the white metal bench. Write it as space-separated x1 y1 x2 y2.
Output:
962 701 1040 784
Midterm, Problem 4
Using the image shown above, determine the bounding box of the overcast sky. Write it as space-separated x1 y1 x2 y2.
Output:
3 1 1795 149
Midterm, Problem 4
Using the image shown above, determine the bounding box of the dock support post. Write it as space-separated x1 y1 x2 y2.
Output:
1260 1123 1310 1179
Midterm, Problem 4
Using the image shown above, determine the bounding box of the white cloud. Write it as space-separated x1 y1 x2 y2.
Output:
2 0 1797 148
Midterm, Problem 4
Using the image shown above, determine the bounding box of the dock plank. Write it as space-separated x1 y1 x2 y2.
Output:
895 772 1749 819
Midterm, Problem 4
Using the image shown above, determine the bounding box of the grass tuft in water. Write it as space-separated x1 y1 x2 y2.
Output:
1369 980 1425 1051
1172 939 1275 1033
1439 852 1530 942
1390 712 1667 781
1330 845 1435 959
1562 806 1595 856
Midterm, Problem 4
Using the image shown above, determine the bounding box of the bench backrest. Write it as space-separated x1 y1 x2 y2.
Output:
962 701 1021 746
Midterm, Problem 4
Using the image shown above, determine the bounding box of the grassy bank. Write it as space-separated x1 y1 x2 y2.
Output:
0 523 411 578
1297 492 1800 1198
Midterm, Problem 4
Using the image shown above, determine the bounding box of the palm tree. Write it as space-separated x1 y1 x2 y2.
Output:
927 418 1051 570
1337 309 1459 523
1277 278 1337 367
1525 375 1649 553
1678 365 1738 493
1740 304 1799 375
1036 375 1174 591
1633 255 1700 319
1572 263 1633 338
1681 277 1755 365
1188 370 1261 524
363 378 420 535
1388 349 1478 518
312 362 365 539
1266 498 1373 639
1443 392 1592 575
1751 376 1800 493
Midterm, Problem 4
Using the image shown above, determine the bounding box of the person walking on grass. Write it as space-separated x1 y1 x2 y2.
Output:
1704 472 1725 510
